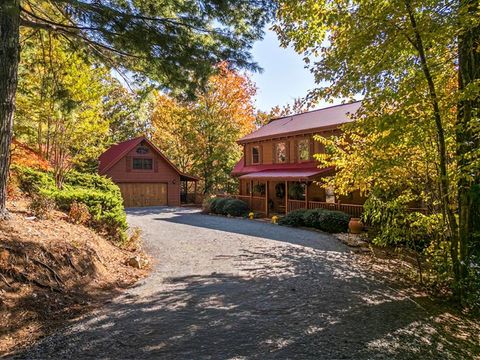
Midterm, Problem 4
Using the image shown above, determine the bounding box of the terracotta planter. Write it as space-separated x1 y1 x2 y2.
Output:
348 218 363 234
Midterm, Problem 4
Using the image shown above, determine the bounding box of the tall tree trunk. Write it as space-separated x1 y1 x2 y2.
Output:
0 0 20 219
404 0 461 286
457 0 480 292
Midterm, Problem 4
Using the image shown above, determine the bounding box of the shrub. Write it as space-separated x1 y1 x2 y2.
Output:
202 196 215 213
279 207 350 233
48 187 127 241
211 197 229 215
315 210 350 233
11 166 128 243
124 226 142 252
303 208 327 228
362 193 438 250
68 201 91 225
223 199 249 217
29 194 55 219
278 208 309 227
64 171 122 196
11 165 55 194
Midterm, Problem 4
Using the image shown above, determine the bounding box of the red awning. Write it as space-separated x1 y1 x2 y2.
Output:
238 167 333 181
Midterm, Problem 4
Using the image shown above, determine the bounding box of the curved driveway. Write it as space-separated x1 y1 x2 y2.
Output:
13 207 471 359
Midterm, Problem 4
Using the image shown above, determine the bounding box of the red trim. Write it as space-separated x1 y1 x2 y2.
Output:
99 136 197 182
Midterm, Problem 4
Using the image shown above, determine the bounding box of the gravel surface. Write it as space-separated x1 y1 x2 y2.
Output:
10 207 472 359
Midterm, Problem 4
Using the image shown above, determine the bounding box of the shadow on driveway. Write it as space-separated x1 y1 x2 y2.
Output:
12 207 479 359
14 244 477 359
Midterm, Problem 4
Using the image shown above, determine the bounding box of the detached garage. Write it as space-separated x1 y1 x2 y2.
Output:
98 136 198 207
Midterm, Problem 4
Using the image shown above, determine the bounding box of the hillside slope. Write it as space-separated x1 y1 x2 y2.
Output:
0 198 146 356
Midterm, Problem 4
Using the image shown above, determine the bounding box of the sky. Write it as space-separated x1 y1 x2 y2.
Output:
249 29 316 112
250 28 343 113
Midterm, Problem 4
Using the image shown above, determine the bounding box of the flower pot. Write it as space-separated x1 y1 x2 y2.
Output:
348 218 363 234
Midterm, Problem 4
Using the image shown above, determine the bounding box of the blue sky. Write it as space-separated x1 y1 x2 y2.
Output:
250 29 316 112
250 28 346 113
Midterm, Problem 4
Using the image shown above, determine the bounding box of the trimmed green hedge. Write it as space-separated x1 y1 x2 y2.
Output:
223 199 249 217
11 165 56 194
12 165 127 242
279 207 350 233
278 208 309 227
209 197 250 217
46 187 127 240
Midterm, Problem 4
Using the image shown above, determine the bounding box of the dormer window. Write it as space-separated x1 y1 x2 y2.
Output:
252 146 260 164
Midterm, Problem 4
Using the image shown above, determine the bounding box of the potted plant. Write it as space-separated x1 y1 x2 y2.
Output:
348 218 364 234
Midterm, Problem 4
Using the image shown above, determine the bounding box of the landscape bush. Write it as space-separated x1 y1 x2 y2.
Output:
222 199 249 217
12 165 55 194
68 201 91 225
29 193 56 219
362 193 440 250
13 165 128 243
278 208 309 227
47 187 127 241
208 197 250 217
202 196 215 213
210 197 229 215
279 207 350 233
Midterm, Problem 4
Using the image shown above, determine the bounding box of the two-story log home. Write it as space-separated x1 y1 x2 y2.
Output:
231 101 365 217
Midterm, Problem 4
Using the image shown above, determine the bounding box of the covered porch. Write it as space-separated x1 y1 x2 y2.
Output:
180 173 201 205
233 168 364 218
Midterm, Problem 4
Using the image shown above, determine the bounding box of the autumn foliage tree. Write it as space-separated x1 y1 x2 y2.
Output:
152 63 257 194
0 0 274 217
276 0 480 305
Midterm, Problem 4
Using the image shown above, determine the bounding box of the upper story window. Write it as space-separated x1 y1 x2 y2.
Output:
275 142 287 163
252 146 260 164
133 158 153 170
298 139 310 161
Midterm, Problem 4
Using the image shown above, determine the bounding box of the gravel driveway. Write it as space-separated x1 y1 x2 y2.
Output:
11 208 472 359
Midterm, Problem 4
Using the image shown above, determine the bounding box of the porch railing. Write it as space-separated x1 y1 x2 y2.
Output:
307 201 364 218
287 200 306 212
219 194 425 218
217 194 266 214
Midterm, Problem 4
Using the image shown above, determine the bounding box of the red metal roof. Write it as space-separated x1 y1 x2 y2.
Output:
238 101 362 143
98 136 144 174
232 158 322 176
238 167 333 181
232 157 334 180
98 136 198 181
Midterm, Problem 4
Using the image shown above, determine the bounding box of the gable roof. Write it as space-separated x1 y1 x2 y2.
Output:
98 136 198 181
238 101 362 143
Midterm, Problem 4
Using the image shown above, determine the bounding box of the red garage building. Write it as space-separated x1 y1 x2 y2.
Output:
99 136 198 207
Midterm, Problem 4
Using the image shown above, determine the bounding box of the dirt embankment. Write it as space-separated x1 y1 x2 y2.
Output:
0 198 147 356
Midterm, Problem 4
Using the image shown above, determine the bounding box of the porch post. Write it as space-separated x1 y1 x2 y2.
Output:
194 181 197 204
265 180 269 218
305 181 309 209
250 180 253 208
285 180 288 214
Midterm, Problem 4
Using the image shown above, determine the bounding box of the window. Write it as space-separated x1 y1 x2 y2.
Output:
275 142 287 163
136 146 149 154
132 158 153 170
298 139 310 161
252 146 260 164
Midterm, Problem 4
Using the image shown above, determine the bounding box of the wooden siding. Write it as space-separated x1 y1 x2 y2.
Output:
242 130 339 166
118 183 168 207
104 143 181 206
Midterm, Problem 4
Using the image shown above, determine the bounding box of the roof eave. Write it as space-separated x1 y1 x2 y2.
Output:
237 123 346 144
